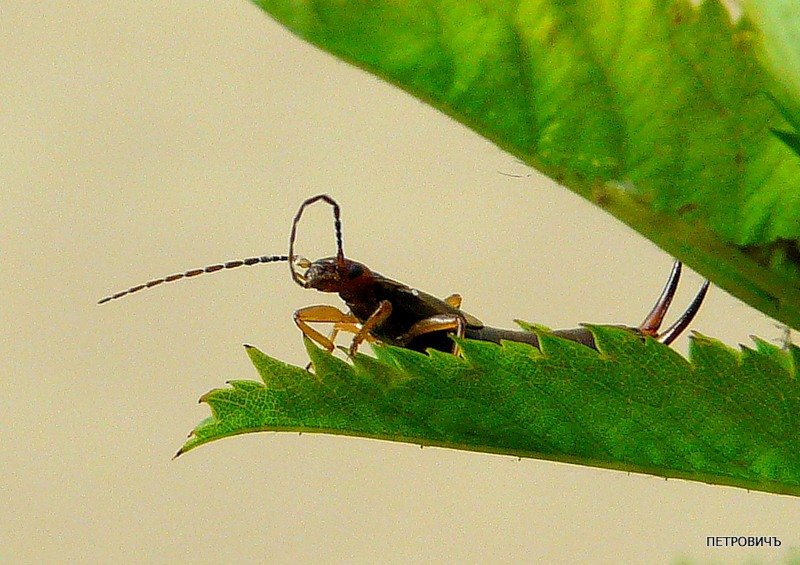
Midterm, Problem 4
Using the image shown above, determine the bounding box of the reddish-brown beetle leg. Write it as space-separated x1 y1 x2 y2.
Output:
398 314 465 356
293 305 359 352
349 300 392 356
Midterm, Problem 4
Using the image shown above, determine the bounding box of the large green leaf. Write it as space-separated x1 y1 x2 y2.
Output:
179 329 800 497
744 0 800 121
250 0 800 329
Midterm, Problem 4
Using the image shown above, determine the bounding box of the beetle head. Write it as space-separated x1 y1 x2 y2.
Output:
298 256 372 293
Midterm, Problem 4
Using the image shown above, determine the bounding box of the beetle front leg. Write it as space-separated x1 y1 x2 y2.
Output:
293 305 360 352
329 320 377 345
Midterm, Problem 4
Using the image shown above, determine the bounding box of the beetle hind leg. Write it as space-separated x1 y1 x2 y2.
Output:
397 314 466 355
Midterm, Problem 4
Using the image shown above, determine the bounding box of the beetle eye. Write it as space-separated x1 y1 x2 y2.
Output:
348 263 363 279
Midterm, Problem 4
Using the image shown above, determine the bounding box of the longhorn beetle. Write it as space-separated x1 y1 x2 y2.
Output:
99 194 709 355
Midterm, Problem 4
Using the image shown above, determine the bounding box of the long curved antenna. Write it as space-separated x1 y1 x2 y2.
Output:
657 280 710 345
638 260 682 335
288 194 344 287
98 255 289 304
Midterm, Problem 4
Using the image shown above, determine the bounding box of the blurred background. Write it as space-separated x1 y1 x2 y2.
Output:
2 2 798 563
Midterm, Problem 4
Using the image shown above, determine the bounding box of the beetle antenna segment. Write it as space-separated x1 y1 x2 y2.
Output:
638 260 682 334
656 279 710 345
97 255 289 304
289 194 345 287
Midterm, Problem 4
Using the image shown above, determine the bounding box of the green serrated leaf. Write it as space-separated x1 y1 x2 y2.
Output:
773 128 800 158
743 0 800 121
180 330 800 497
250 0 800 329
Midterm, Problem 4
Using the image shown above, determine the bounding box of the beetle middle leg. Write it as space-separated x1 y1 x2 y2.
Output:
349 300 393 356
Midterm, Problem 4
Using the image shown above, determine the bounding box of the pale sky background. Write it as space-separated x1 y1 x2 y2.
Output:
2 2 798 563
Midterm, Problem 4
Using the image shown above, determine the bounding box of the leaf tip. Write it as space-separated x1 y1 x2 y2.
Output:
513 319 551 333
